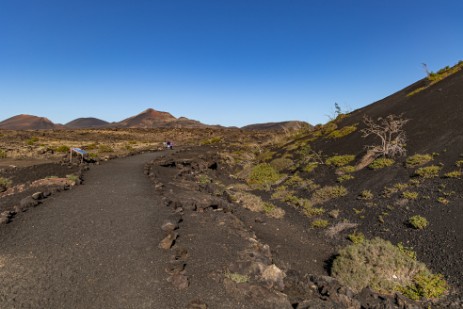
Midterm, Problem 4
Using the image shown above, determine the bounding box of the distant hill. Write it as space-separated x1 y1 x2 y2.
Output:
65 117 109 129
0 114 62 130
116 108 177 128
242 121 311 131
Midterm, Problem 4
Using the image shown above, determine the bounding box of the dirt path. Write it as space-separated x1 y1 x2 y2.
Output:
0 152 173 309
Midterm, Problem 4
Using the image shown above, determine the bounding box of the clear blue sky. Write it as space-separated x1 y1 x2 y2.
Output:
1 0 462 127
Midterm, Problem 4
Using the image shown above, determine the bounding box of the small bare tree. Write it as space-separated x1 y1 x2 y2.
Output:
361 114 409 158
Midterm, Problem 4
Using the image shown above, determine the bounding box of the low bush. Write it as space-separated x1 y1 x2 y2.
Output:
369 157 395 169
443 170 462 179
325 155 355 167
247 163 280 190
337 174 354 183
303 205 325 217
311 219 329 228
0 177 12 192
402 191 419 200
337 165 356 174
408 215 428 229
436 197 449 205
455 160 463 168
270 157 293 172
394 183 409 191
331 238 448 299
312 185 348 204
347 232 365 244
406 154 432 167
0 149 7 158
401 271 448 300
325 125 357 139
303 162 318 173
358 190 374 200
233 191 285 218
415 165 441 178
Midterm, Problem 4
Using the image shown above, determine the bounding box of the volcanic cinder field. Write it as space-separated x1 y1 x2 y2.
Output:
0 64 463 308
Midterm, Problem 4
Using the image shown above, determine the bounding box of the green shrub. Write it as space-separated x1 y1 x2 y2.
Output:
256 150 275 162
98 144 114 153
337 165 356 174
247 163 280 190
270 157 293 172
303 205 325 217
358 190 374 200
402 191 419 200
331 238 447 298
394 183 409 191
0 149 7 159
55 145 70 153
415 165 441 178
408 215 428 229
312 185 348 204
311 219 329 228
443 170 462 179
0 177 12 191
285 175 304 187
369 157 395 169
397 242 417 260
325 125 357 139
337 174 354 183
406 154 433 167
303 162 318 173
325 155 356 167
401 272 448 300
455 160 463 168
436 197 449 205
347 232 365 244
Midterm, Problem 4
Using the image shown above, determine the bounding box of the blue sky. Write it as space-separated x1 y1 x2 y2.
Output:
1 0 462 127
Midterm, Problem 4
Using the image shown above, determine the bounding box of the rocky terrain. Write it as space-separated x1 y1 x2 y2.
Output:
0 62 462 308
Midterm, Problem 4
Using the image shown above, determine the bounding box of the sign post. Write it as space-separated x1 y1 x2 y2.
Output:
70 148 88 163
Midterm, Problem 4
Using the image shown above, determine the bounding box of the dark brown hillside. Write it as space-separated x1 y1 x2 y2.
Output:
116 108 177 128
266 64 463 296
242 121 311 132
313 68 463 159
0 114 62 130
65 117 109 129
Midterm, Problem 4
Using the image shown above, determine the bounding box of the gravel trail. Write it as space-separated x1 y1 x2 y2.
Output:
0 152 172 309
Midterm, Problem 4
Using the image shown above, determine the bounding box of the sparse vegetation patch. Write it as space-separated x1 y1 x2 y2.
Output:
415 165 441 178
312 185 348 204
325 155 355 167
325 124 357 139
406 154 433 167
368 157 395 169
247 163 280 190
